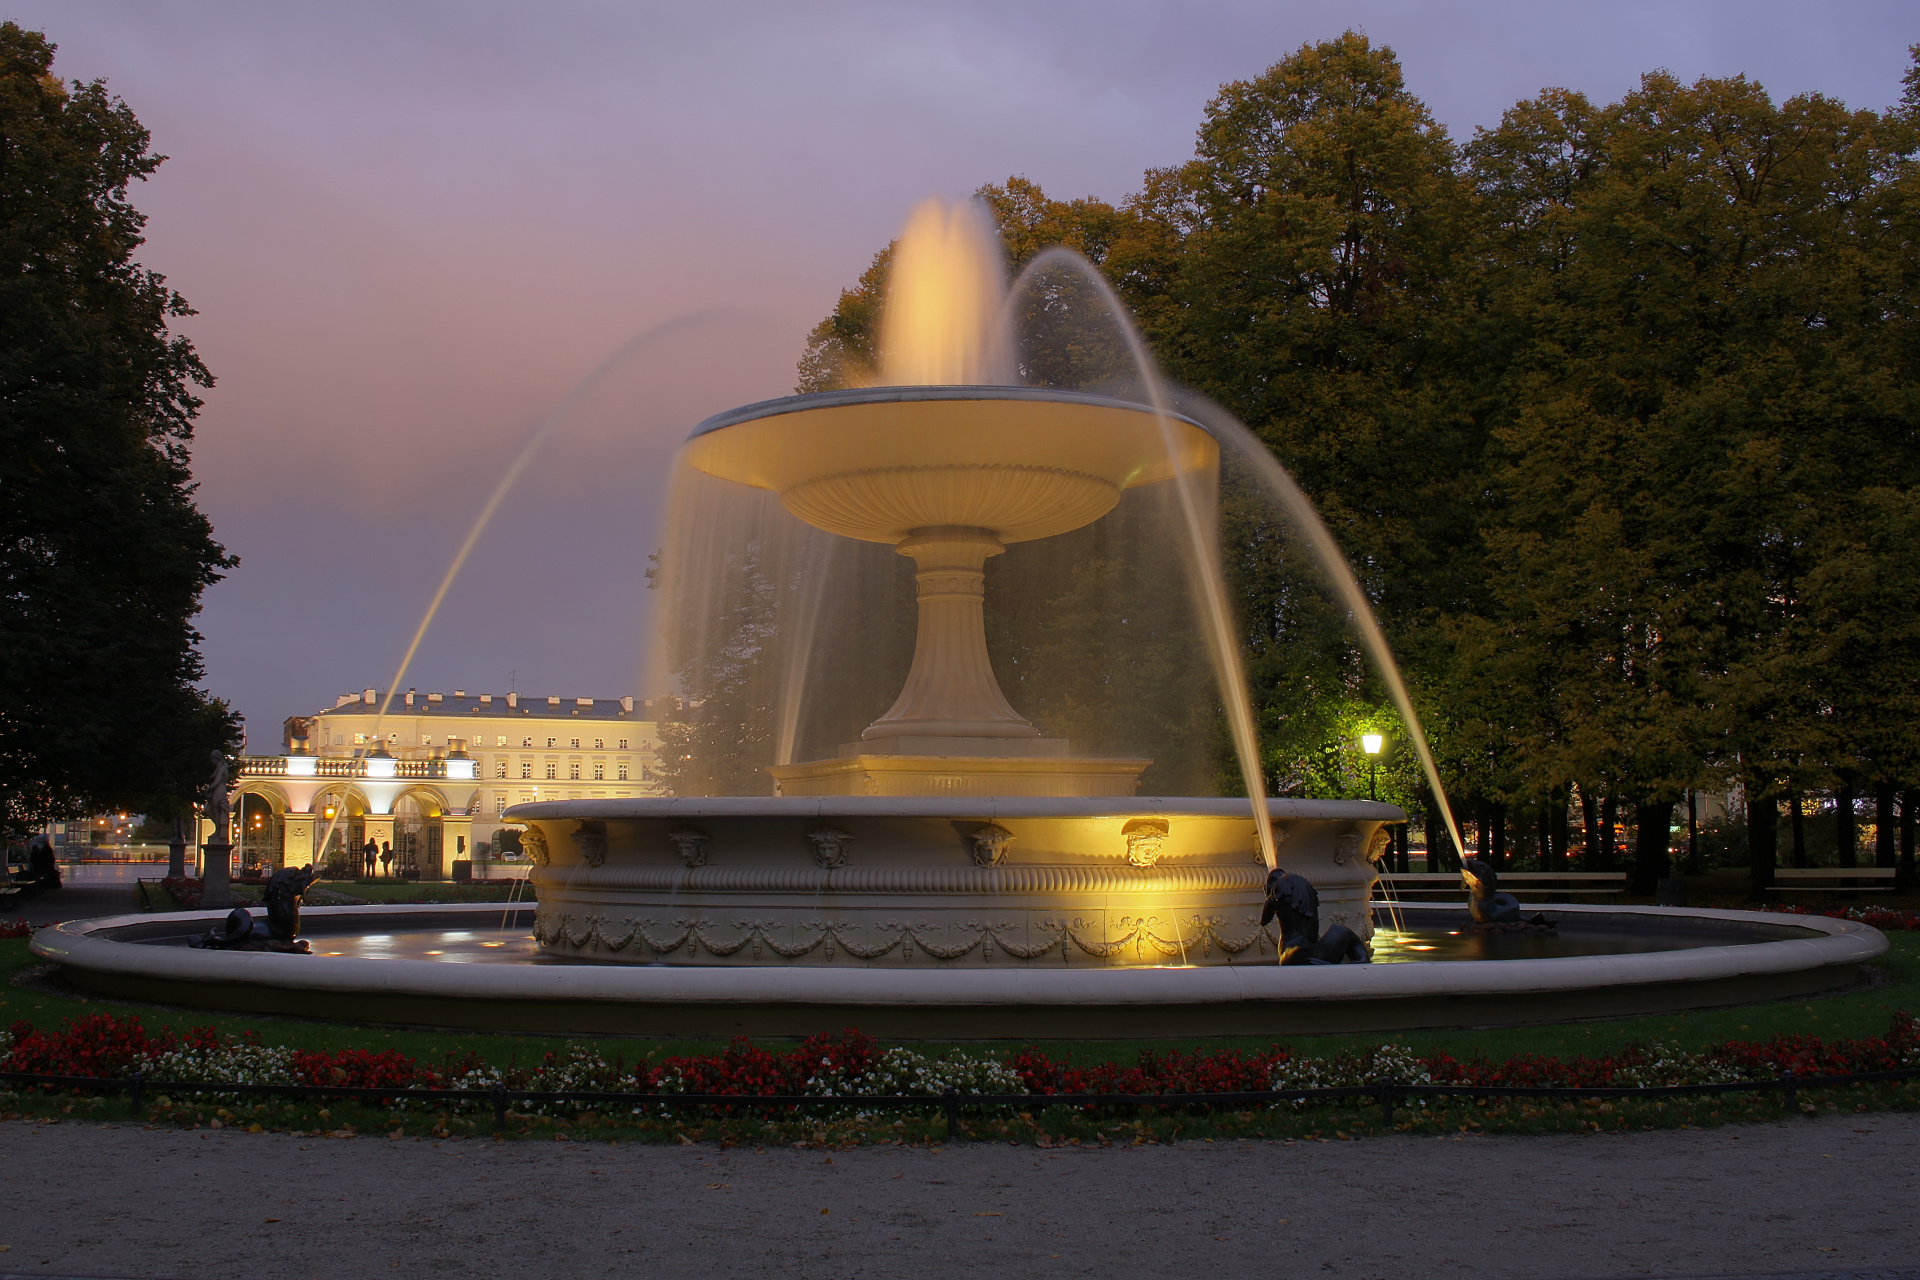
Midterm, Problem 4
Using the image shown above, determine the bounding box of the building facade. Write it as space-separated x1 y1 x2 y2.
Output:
231 689 665 876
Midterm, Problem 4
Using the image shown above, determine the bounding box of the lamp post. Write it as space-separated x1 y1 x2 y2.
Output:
1361 733 1384 801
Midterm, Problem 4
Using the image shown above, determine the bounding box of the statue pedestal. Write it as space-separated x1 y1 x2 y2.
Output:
200 840 233 909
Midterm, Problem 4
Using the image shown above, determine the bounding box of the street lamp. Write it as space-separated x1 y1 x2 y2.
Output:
1361 733 1384 801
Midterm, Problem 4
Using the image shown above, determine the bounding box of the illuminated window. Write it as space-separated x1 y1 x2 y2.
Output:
545 763 557 780
354 733 367 745
618 764 629 781
494 795 506 814
522 737 532 748
422 736 432 746
547 737 557 748
592 763 605 780
618 739 628 749
496 736 507 746
570 738 580 749
569 763 581 780
495 761 507 779
520 762 532 779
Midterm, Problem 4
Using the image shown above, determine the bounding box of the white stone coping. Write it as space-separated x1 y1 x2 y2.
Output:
31 903 1885 1010
502 796 1406 822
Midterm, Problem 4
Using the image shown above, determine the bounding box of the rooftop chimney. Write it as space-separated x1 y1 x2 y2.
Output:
620 696 634 713
363 689 377 705
506 692 518 709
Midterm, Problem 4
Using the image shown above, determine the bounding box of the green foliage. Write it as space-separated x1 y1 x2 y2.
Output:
796 32 1920 829
0 24 239 837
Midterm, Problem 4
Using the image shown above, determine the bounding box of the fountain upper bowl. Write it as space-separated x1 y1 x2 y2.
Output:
683 385 1217 545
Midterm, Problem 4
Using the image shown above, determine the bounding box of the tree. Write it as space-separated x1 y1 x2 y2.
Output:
0 24 238 837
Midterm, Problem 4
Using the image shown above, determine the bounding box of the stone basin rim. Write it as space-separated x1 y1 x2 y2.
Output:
501 796 1407 822
33 903 1883 1011
687 384 1209 442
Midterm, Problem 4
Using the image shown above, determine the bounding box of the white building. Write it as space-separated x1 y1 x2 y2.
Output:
231 688 665 876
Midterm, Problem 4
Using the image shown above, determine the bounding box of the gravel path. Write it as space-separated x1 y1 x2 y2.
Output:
0 1112 1914 1279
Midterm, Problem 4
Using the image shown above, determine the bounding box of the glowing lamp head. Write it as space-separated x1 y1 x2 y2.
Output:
1361 733 1384 757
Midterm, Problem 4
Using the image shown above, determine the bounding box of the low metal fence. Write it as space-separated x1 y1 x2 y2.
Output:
5 1065 1918 1140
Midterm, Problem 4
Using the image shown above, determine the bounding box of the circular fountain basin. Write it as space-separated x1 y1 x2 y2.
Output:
33 902 1883 1039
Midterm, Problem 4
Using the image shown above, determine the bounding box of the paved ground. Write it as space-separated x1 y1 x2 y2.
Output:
6 863 153 929
0 1111 1913 1280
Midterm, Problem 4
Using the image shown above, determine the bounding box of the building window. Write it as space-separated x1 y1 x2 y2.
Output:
422 736 432 746
618 739 628 749
497 736 508 746
570 738 580 749
618 764 629 781
545 763 557 780
593 738 604 750
520 762 532 779
520 737 531 748
569 763 581 780
547 737 557 748
495 760 507 779
354 733 367 745
592 763 605 780
495 795 506 814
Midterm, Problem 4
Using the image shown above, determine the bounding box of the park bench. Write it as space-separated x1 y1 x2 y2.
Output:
1766 866 1896 895
1378 871 1628 898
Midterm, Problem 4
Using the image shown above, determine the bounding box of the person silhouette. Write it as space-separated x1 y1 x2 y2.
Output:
379 841 393 877
362 838 377 877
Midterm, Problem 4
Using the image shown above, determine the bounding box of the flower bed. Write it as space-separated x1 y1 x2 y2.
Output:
4 1012 1914 1106
1769 905 1920 932
0 919 32 940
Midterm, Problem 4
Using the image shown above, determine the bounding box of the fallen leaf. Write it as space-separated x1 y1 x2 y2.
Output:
705 1183 729 1191
263 1219 280 1224
974 1212 1003 1217
820 1208 830 1215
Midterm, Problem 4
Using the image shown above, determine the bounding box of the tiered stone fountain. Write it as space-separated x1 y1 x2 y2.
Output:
516 199 1394 969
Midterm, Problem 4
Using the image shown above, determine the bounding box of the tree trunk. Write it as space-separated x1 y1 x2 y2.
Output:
1836 784 1857 869
1900 789 1916 893
1875 783 1896 869
1790 790 1808 868
1746 786 1777 901
1580 787 1600 870
1425 791 1455 871
1551 788 1571 874
1631 800 1674 895
1537 804 1553 873
1395 822 1410 874
1491 801 1508 869
1474 798 1490 863
1599 794 1618 872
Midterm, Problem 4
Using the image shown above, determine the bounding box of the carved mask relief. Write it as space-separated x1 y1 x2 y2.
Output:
573 819 608 868
1122 818 1170 868
667 827 711 868
964 822 1014 868
806 826 853 870
521 824 550 867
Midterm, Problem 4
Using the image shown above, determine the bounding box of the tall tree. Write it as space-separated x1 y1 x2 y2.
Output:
0 24 238 837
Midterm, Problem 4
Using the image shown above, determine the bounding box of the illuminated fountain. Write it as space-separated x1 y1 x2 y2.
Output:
32 199 1886 1036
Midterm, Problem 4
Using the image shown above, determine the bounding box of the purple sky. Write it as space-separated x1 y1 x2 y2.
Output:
8 1 1913 742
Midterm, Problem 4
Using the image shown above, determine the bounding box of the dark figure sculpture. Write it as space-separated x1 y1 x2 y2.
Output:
1461 857 1555 932
20 836 61 897
1262 868 1371 965
189 864 321 953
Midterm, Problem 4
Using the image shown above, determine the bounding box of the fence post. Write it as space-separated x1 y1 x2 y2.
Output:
942 1087 960 1142
128 1072 144 1122
1375 1078 1396 1129
492 1083 508 1136
1781 1070 1797 1113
